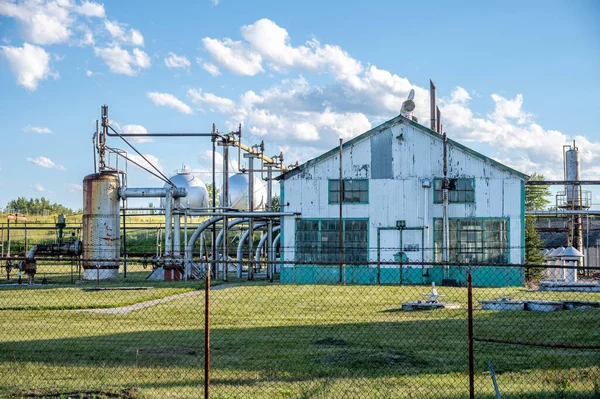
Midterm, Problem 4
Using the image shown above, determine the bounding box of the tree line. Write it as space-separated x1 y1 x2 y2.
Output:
4 197 78 215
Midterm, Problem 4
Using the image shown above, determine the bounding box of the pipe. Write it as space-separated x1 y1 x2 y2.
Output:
216 218 249 278
120 187 187 199
185 211 299 217
231 139 286 171
248 154 255 280
255 226 280 263
164 190 173 257
527 210 600 216
236 222 267 278
174 211 181 258
266 165 274 281
185 216 224 278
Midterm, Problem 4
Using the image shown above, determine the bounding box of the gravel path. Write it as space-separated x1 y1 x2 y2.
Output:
74 283 237 315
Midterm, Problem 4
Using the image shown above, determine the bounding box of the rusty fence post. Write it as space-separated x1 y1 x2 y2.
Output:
467 268 475 399
204 260 211 398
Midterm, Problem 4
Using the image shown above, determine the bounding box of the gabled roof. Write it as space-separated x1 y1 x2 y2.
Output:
278 115 529 181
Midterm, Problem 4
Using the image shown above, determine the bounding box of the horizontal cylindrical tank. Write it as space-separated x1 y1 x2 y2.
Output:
160 169 208 210
220 173 267 211
82 172 120 279
565 148 580 205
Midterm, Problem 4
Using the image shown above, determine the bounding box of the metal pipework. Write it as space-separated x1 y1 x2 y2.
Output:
226 137 286 171
119 187 187 199
255 226 280 263
185 216 224 278
236 222 267 278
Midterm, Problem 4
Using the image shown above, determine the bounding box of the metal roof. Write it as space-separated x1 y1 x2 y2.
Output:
277 115 530 181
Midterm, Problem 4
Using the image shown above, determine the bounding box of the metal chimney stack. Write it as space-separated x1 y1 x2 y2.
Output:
430 80 437 132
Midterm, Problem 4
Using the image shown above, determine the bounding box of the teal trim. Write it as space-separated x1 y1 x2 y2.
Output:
432 177 476 204
280 265 522 287
328 179 369 204
278 115 529 182
520 180 525 264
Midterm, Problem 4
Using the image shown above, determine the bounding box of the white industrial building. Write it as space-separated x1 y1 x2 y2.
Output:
278 114 528 287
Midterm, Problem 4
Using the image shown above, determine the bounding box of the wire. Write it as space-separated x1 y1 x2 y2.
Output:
107 124 175 187
105 146 171 186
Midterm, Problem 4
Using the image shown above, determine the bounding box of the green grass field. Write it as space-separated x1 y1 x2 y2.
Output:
0 270 599 398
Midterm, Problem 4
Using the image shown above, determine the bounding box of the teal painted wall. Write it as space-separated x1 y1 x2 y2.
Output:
280 265 524 287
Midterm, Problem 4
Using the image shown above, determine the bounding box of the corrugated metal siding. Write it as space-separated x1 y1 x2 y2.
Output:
370 129 393 179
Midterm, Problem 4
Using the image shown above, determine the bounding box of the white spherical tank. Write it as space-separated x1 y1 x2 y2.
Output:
220 173 267 210
160 169 209 209
565 148 580 205
82 172 120 280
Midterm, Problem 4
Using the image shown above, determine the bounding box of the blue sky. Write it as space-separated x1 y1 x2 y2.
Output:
0 0 599 211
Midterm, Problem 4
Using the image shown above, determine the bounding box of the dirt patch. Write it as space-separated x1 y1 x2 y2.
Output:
313 337 348 346
12 387 137 398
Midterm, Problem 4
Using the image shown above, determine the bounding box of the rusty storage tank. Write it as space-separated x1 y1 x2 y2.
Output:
82 172 121 279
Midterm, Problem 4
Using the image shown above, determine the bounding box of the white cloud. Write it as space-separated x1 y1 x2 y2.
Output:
197 149 239 178
198 18 600 178
66 183 83 192
202 37 264 76
24 126 53 134
210 0 220 5
73 1 105 18
0 0 108 46
104 20 144 46
31 183 46 192
26 156 66 170
147 92 193 115
164 52 191 69
123 124 151 143
188 88 236 113
128 153 164 179
86 69 94 76
0 0 73 45
201 62 221 76
130 29 144 46
0 43 57 90
94 45 150 75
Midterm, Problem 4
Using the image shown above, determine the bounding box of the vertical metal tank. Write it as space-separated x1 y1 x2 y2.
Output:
565 147 580 206
82 172 121 279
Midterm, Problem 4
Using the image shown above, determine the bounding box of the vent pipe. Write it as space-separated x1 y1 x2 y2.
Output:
436 106 441 134
430 80 437 131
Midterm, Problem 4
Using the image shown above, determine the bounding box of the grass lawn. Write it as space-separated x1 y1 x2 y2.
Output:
0 279 598 398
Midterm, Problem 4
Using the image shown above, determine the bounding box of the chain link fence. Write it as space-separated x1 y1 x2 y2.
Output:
0 252 599 398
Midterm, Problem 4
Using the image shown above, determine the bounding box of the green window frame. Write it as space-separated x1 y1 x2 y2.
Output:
296 218 368 262
433 178 475 203
433 218 509 264
329 179 369 204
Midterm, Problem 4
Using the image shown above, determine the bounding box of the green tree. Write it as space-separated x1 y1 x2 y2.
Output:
206 183 220 207
524 173 551 281
6 197 75 215
271 196 280 212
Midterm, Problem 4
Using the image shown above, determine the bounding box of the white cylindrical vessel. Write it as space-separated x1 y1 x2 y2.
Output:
82 172 121 279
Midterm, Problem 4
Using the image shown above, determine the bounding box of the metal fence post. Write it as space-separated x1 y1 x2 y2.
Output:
467 268 475 399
